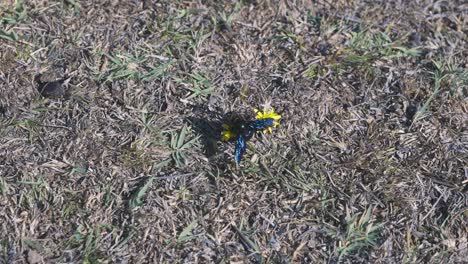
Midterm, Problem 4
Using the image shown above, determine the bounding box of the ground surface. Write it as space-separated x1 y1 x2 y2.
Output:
0 0 467 263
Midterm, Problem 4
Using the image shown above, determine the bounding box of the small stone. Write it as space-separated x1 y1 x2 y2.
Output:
27 250 43 264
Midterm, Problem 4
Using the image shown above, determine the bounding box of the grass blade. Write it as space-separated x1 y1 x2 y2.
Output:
130 177 155 208
177 220 198 243
176 126 187 149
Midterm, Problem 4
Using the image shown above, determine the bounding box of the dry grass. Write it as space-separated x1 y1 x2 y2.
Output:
0 0 467 263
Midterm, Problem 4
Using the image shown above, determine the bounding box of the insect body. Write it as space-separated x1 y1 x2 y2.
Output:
233 118 275 164
221 108 281 164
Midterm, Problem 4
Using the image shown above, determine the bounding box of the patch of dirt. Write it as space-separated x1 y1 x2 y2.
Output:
0 0 466 263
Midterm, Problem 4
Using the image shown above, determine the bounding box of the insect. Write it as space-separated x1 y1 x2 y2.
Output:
232 118 275 164
221 108 281 164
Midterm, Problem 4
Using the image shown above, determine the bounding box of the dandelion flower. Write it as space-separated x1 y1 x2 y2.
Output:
221 124 237 141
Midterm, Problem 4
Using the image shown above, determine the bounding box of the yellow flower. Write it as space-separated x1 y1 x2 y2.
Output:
221 124 237 141
254 108 281 133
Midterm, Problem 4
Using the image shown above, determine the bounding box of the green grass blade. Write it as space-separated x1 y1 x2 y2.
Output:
176 126 187 149
0 30 19 42
177 220 198 243
130 176 155 208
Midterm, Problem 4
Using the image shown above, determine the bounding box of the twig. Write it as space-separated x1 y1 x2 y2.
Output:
420 194 444 224
154 172 193 181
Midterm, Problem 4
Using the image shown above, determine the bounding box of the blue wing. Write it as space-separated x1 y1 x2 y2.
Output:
234 134 247 164
248 118 274 131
